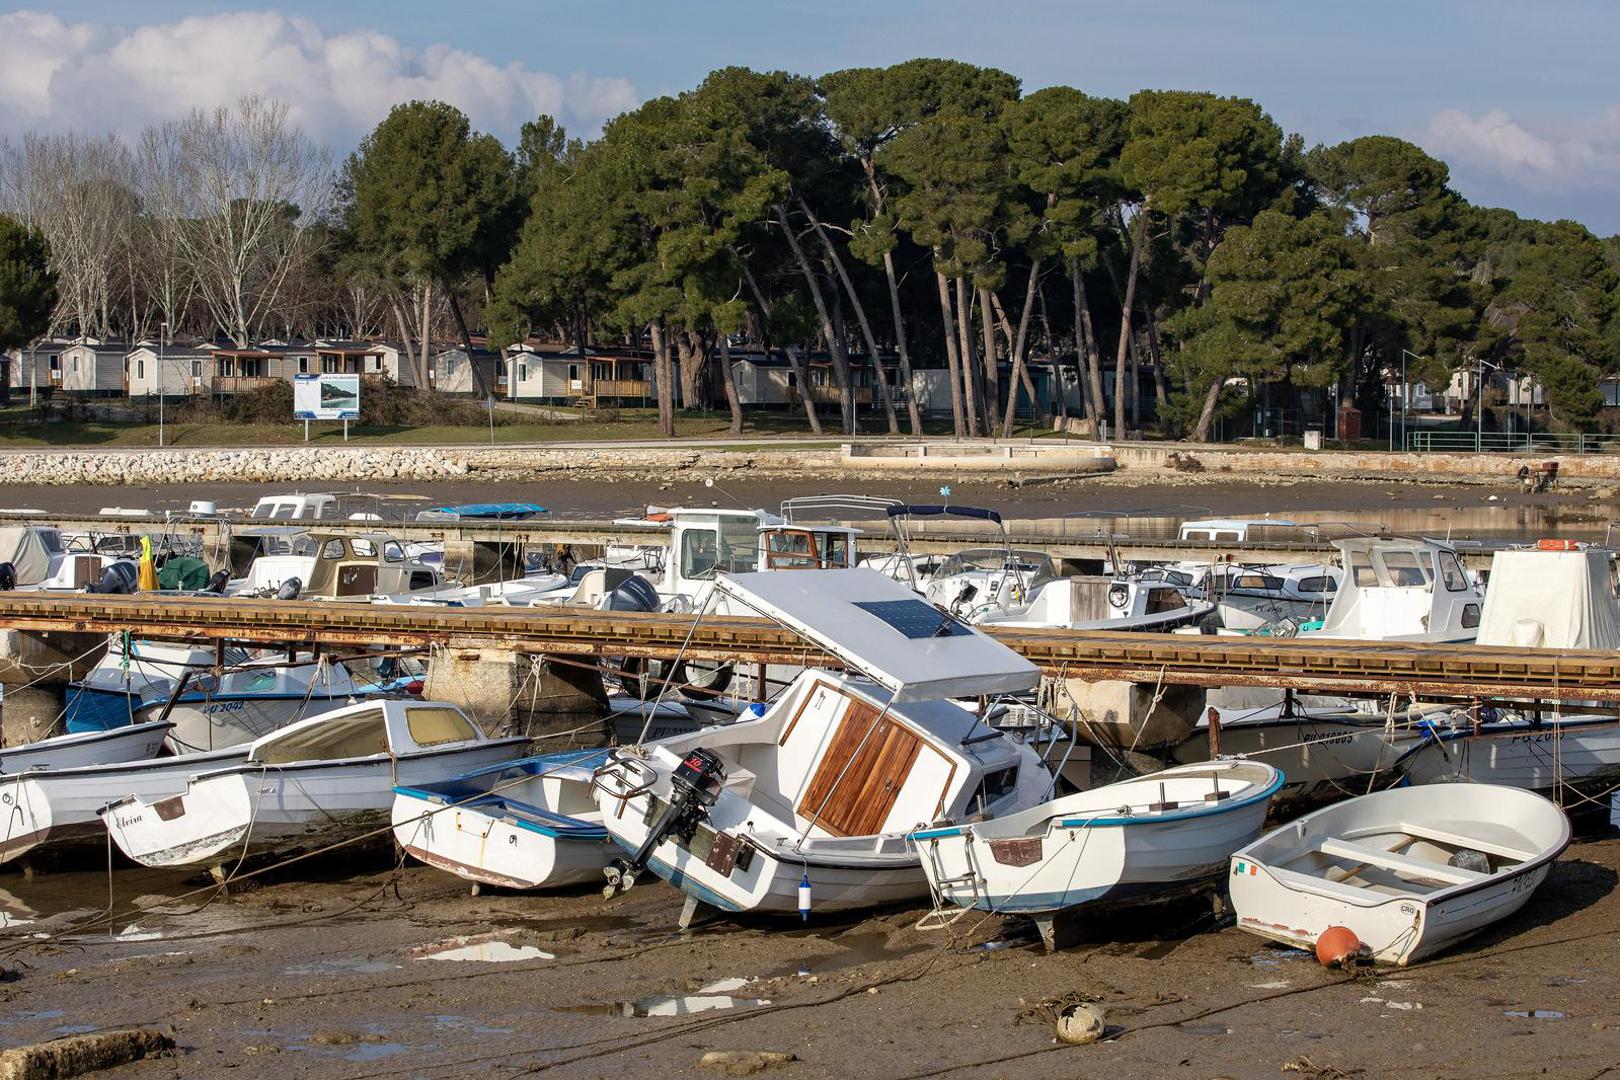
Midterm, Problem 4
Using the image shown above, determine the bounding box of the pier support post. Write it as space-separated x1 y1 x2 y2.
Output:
1048 677 1205 751
425 648 607 742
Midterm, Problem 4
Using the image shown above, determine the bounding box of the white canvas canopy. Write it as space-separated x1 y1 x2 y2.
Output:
716 568 1039 702
1478 549 1620 650
0 526 55 585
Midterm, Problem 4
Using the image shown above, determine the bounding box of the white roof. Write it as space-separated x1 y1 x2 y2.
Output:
1479 550 1620 649
716 568 1039 702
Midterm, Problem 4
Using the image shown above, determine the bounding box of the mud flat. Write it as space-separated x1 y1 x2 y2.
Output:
2 834 1618 1079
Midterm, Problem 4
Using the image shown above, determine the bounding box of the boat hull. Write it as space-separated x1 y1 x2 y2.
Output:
1397 718 1620 797
1173 718 1419 810
0 721 172 773
391 792 608 890
105 740 526 869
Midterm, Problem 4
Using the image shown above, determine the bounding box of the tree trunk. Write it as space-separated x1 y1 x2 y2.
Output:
650 319 675 437
1192 375 1223 442
935 267 966 438
796 193 899 434
1112 205 1148 439
446 286 491 399
979 287 1000 423
774 204 853 434
417 279 433 391
1144 299 1169 412
857 160 924 434
736 249 823 436
718 332 743 435
1001 261 1047 437
954 276 981 437
388 292 416 387
1072 258 1105 425
679 329 705 411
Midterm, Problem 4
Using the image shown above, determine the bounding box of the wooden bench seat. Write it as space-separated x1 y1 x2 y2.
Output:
1317 836 1487 886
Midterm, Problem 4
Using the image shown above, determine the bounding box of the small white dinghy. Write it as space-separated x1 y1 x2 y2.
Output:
914 760 1281 949
591 568 1051 925
101 700 527 873
1228 783 1569 965
392 749 611 891
0 721 174 774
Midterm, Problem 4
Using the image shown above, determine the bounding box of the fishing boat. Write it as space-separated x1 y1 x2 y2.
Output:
1228 783 1568 965
914 759 1281 949
392 749 610 891
0 720 173 773
100 700 528 874
226 527 441 600
63 638 362 753
591 567 1052 925
0 744 250 864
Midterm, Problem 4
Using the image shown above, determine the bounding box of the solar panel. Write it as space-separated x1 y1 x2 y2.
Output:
853 599 970 640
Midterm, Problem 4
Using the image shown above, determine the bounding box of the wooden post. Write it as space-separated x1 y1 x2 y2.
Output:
1206 706 1223 759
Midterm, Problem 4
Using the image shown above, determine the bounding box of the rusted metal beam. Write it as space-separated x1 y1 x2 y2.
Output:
1 593 1618 701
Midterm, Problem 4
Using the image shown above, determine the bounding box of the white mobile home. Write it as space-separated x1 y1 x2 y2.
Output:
432 345 505 396
58 341 128 396
125 342 215 398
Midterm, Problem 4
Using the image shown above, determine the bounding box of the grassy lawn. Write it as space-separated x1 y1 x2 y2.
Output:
0 405 1047 448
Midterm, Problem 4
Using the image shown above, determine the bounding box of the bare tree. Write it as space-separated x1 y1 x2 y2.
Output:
134 122 199 339
166 96 331 346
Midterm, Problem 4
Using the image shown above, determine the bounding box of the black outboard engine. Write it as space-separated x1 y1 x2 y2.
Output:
604 747 726 896
0 562 14 591
91 561 138 595
204 570 230 594
274 577 302 600
600 574 661 612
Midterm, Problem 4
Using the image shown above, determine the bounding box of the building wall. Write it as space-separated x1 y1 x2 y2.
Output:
126 348 210 397
58 345 123 394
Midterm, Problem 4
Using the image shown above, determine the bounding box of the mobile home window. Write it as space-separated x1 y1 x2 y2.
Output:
518 363 527 381
136 360 144 379
191 360 203 378
298 356 310 374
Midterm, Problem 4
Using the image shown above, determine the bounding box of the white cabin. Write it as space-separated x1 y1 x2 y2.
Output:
1308 538 1482 643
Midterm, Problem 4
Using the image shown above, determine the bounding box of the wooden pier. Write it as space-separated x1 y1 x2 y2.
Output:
1 592 1616 702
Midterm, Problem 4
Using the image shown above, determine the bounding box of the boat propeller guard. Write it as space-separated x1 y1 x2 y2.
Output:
603 747 727 898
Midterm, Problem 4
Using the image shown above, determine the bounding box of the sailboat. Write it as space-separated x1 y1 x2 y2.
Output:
591 567 1052 925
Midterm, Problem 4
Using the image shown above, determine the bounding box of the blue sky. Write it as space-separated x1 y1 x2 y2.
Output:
7 2 1619 231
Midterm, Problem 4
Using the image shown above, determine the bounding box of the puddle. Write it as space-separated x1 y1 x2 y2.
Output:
563 979 769 1018
52 1024 98 1035
433 1015 514 1035
761 929 931 979
1178 1021 1232 1036
419 941 552 963
1250 948 1305 969
1505 1010 1566 1019
1360 997 1422 1011
342 1042 407 1063
283 956 401 975
9 1009 64 1022
494 914 640 934
116 925 164 942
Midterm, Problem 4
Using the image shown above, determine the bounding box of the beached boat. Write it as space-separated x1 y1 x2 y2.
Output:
914 759 1281 948
1228 784 1568 965
0 720 173 774
100 700 527 873
392 750 610 890
0 744 249 864
591 567 1052 924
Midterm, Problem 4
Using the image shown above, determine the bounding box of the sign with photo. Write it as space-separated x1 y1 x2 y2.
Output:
294 373 360 420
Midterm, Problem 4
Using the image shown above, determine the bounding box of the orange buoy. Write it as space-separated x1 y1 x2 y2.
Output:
1537 538 1580 551
1315 925 1364 967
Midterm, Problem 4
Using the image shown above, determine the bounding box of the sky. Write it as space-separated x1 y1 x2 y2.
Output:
3 2 1618 232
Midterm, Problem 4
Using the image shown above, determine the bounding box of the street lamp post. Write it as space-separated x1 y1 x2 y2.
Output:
158 323 168 448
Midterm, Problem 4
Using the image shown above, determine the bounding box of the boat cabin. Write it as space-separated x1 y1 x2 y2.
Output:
1178 519 1312 543
250 493 338 521
229 528 440 600
1309 538 1481 642
247 700 484 765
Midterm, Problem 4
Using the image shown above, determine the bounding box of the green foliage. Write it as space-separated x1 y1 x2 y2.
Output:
0 215 56 352
1119 91 1284 222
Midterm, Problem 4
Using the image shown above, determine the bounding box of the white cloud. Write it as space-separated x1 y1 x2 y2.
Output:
0 10 640 148
1424 105 1620 194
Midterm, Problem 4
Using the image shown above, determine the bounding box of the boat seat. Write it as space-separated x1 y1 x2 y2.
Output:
1395 822 1534 863
1264 864 1400 904
1316 837 1487 885
467 795 607 838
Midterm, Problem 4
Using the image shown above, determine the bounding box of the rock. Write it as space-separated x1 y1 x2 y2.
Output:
1055 1002 1106 1045
698 1050 797 1075
0 1027 174 1079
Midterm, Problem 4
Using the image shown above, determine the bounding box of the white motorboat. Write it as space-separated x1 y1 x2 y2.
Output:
0 744 249 864
1302 537 1482 643
226 528 441 600
64 638 361 753
913 760 1280 949
392 749 610 890
591 567 1052 925
975 574 1216 632
1144 562 1339 632
0 720 173 774
1229 783 1568 965
101 700 528 872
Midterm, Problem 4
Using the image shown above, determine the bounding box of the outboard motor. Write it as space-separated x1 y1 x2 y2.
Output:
204 570 231 594
91 560 138 595
0 562 14 591
598 574 661 613
274 577 302 600
603 747 726 896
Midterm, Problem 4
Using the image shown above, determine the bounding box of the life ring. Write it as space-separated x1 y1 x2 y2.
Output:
1537 538 1580 551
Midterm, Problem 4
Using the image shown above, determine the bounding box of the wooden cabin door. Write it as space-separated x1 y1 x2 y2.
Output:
797 701 922 837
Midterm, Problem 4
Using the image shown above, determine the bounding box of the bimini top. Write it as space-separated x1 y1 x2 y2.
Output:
418 502 547 521
716 567 1039 702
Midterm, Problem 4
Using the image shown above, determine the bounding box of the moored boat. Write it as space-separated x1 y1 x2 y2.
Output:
0 720 173 774
1228 783 1568 965
913 760 1281 949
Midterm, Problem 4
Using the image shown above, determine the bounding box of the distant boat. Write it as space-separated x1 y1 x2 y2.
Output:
392 750 611 891
415 502 548 522
1228 783 1568 965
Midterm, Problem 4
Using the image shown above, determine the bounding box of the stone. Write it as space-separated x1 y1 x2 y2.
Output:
698 1050 797 1075
1055 1002 1106 1045
0 1027 174 1079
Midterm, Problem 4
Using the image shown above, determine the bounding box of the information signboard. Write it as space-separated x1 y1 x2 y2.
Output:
293 373 360 420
